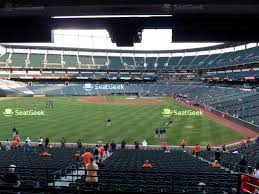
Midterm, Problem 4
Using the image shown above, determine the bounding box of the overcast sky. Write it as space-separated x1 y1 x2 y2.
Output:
10 29 221 51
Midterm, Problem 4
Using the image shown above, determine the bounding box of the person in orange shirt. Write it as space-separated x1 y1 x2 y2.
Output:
11 139 19 149
99 145 105 160
81 149 93 166
193 144 201 157
40 151 51 156
15 136 20 145
212 160 220 168
142 160 153 169
162 140 168 151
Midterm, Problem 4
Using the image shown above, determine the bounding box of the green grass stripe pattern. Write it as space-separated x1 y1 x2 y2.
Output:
0 96 243 145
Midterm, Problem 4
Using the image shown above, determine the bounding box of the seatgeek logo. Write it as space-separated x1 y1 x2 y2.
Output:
162 108 203 117
3 108 45 117
83 83 125 92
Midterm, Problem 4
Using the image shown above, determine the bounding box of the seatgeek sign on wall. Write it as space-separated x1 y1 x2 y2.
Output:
83 83 125 92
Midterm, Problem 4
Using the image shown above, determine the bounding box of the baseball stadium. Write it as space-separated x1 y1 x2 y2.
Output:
0 2 259 193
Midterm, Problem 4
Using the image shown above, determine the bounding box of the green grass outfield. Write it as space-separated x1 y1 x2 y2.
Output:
0 96 243 145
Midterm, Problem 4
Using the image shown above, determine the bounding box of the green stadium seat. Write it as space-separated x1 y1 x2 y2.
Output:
10 53 27 67
0 53 9 64
47 54 61 64
108 56 124 70
157 57 169 70
79 55 93 65
134 57 145 70
167 57 182 70
63 55 78 68
94 56 108 65
29 54 45 67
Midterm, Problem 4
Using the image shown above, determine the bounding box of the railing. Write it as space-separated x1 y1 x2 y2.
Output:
240 174 259 194
0 166 241 194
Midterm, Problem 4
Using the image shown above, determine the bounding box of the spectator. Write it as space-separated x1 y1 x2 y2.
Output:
198 182 206 193
104 143 109 157
23 140 31 152
256 135 259 145
214 148 221 163
93 145 99 161
38 137 43 147
180 140 186 148
77 139 82 149
142 160 153 169
206 144 211 151
11 138 19 149
110 141 116 152
254 163 259 178
212 160 220 168
239 155 247 173
74 151 81 160
2 165 20 187
61 137 66 147
142 140 147 148
4 139 11 151
99 145 105 161
121 140 126 149
222 144 226 152
15 136 20 145
45 138 49 147
162 140 168 151
82 149 93 166
134 141 140 149
85 157 99 185
155 129 159 138
40 151 51 156
25 137 32 146
193 144 201 157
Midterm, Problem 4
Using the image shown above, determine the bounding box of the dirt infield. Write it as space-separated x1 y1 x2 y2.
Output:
78 96 164 105
179 101 258 138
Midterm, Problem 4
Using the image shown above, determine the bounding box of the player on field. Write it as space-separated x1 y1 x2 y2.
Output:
107 118 111 127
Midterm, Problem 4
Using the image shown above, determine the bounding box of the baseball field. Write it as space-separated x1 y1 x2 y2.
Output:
0 96 246 145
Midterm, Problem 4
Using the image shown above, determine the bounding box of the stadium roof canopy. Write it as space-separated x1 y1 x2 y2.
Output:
0 1 259 45
0 30 250 54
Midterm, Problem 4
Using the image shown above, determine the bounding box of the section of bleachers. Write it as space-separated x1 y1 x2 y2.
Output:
28 54 45 67
63 55 78 68
1 44 259 70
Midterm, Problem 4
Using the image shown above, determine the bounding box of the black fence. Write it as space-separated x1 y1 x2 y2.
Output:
0 166 241 194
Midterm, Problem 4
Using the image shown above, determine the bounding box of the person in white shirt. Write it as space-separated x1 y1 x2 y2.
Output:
142 140 147 149
38 137 43 147
85 157 99 185
4 139 11 151
26 137 32 146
